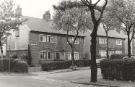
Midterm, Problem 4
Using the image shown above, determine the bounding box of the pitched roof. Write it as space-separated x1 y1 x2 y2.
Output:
23 17 85 37
97 24 127 39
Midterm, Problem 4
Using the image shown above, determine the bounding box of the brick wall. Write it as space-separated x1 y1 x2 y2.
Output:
96 36 125 58
29 31 84 66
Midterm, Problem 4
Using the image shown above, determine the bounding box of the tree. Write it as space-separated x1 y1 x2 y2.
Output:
53 1 91 69
109 0 135 57
81 0 108 82
0 0 26 66
101 10 118 58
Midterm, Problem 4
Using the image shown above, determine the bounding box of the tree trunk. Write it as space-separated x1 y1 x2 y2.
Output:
127 35 131 57
106 31 109 59
0 41 3 71
71 45 75 68
90 24 98 82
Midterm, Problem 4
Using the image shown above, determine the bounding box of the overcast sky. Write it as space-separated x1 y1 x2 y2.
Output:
12 0 103 18
14 0 61 18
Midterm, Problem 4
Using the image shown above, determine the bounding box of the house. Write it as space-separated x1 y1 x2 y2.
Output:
6 12 85 66
83 24 126 59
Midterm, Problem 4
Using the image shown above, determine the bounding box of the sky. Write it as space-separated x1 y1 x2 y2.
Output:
14 0 62 18
3 0 103 18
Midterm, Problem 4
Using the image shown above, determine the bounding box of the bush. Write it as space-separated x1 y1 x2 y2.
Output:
41 60 91 71
110 54 125 59
100 58 135 81
0 58 28 73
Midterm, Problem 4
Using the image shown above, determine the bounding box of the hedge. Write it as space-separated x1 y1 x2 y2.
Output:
100 58 135 81
41 60 91 71
0 59 28 73
110 54 125 59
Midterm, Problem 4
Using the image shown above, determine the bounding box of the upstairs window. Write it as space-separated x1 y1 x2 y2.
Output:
116 39 122 45
39 34 56 43
47 35 56 43
99 38 107 44
39 34 47 42
68 37 79 44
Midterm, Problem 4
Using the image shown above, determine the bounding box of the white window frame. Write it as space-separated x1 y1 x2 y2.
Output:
67 52 71 60
115 50 122 54
39 34 47 42
74 52 79 60
99 38 107 44
116 39 122 45
67 52 79 60
40 50 47 60
99 50 106 57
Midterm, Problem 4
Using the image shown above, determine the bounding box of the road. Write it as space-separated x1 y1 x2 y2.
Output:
0 69 95 87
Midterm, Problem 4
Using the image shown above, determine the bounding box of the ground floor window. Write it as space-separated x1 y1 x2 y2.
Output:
99 50 106 57
67 52 79 60
40 50 52 60
115 50 122 54
109 51 115 56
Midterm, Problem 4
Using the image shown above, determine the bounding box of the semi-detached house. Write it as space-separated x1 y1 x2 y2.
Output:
6 15 85 66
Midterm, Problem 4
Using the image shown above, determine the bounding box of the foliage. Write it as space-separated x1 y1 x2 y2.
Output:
41 60 91 71
53 1 91 68
0 0 27 57
0 58 28 73
100 58 135 81
110 54 125 59
108 0 135 57
10 54 18 59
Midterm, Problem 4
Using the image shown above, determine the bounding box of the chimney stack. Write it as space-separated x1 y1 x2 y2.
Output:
15 5 22 17
43 11 51 21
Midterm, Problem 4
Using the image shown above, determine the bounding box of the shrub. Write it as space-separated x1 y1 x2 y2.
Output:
41 60 91 71
110 54 125 59
0 58 28 73
100 58 135 81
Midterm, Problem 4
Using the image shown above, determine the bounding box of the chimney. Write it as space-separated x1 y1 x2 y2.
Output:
15 5 22 17
43 11 51 21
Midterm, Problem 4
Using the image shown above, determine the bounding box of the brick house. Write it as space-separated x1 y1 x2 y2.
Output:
6 14 85 66
83 24 126 59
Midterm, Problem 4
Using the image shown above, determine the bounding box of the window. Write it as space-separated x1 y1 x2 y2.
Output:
75 38 79 44
67 52 79 60
115 50 122 54
99 50 106 57
68 52 71 60
47 52 51 59
99 38 107 44
69 37 79 44
74 52 79 60
109 51 115 56
39 34 47 42
40 51 47 59
40 34 56 43
40 51 52 60
47 35 56 43
116 39 122 45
